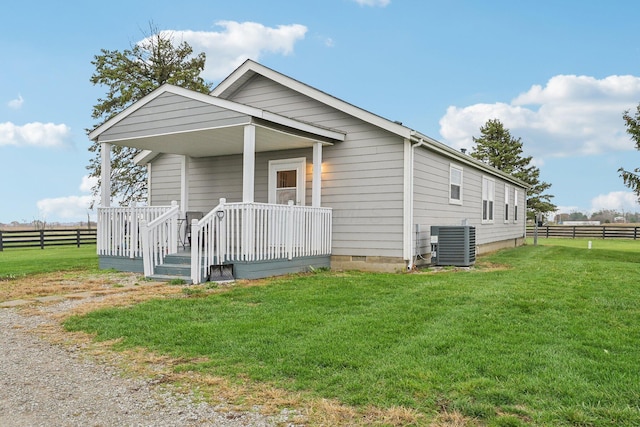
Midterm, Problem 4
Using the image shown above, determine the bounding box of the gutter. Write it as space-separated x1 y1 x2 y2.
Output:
409 131 530 190
405 137 430 271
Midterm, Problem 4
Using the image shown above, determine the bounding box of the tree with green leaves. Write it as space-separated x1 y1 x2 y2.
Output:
87 25 213 206
619 104 640 200
471 118 556 219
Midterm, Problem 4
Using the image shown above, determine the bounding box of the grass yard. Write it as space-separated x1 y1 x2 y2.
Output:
64 240 640 426
0 245 98 279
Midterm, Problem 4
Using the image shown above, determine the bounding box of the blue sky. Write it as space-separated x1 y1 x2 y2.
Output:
2 0 640 224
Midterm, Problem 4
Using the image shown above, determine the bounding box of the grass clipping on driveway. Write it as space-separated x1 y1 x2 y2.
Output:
63 241 640 426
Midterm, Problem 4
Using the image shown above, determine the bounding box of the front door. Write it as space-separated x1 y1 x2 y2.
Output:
268 158 306 205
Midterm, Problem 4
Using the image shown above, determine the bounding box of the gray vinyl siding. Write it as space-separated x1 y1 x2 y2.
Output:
99 92 249 142
413 147 527 252
145 74 525 260
228 75 405 258
187 155 243 212
149 154 181 206
185 148 313 212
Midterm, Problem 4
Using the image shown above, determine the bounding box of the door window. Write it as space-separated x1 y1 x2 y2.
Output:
268 158 306 205
276 169 297 204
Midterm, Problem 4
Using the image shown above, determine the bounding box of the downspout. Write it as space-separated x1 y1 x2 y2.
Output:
406 135 429 271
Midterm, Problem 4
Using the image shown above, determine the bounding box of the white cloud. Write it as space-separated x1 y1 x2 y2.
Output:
80 175 98 193
8 94 24 109
0 122 72 148
352 0 391 6
37 195 93 221
590 191 640 213
151 21 307 81
439 75 640 160
37 175 99 222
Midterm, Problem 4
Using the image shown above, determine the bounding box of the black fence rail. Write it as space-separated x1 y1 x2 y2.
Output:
0 229 97 250
526 225 640 240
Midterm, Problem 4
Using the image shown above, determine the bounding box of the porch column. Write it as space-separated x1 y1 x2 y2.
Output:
312 142 323 207
180 155 189 213
243 124 256 203
100 142 111 208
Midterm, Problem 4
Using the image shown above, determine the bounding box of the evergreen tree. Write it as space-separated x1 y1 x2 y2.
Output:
87 25 213 206
471 118 556 219
619 104 640 199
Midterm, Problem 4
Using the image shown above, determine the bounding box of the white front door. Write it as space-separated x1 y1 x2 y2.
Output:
268 158 306 205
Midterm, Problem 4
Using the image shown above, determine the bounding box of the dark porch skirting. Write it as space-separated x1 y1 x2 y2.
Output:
98 255 330 280
99 256 144 274
231 255 330 279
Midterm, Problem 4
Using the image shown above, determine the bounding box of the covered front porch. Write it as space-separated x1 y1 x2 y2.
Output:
90 85 344 283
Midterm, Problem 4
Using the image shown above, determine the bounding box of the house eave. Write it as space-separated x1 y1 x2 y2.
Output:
410 131 530 189
90 83 345 145
212 60 412 140
133 150 158 166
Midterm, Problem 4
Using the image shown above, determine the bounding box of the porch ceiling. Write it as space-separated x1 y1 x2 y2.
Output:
107 121 337 158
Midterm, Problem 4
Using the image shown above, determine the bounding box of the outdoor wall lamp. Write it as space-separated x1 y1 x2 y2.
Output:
216 210 225 220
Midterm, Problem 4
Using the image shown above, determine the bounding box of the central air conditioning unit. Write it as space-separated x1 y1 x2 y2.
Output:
430 225 476 267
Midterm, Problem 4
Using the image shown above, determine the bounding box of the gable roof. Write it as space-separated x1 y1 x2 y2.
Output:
212 60 529 189
212 60 412 139
88 84 346 144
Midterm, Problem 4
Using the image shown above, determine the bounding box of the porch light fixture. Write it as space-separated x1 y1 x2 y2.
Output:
216 210 225 220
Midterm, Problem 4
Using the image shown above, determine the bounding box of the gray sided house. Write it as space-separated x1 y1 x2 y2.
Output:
90 60 527 283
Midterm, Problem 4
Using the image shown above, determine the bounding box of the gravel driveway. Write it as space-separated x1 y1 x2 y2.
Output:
0 300 287 427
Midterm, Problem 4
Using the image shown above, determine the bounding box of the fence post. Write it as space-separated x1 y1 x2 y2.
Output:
0 231 3 251
77 229 81 247
140 220 152 277
169 201 178 254
287 200 294 260
129 204 137 259
218 198 226 264
572 226 576 239
40 230 45 249
635 227 638 240
602 227 606 239
190 219 202 284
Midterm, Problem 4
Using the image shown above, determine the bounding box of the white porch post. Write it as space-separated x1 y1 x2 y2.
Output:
243 125 256 203
180 155 189 213
312 142 322 208
100 142 111 208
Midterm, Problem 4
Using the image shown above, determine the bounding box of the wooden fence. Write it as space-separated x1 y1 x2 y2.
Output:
0 229 97 250
526 225 640 240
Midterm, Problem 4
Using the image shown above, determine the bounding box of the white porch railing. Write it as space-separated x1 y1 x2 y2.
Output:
97 199 332 284
97 204 176 258
139 201 180 276
191 199 332 284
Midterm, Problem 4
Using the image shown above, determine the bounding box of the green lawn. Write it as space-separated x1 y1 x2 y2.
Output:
0 245 98 279
64 240 640 426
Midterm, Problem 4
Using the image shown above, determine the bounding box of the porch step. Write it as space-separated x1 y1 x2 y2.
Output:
153 252 193 281
155 263 192 277
151 251 234 283
148 274 193 284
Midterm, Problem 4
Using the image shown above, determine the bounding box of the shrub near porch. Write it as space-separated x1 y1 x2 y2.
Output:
64 242 640 426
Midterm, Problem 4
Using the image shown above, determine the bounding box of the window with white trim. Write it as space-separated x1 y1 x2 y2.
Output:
449 164 463 205
514 189 519 222
504 184 510 223
482 177 495 223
